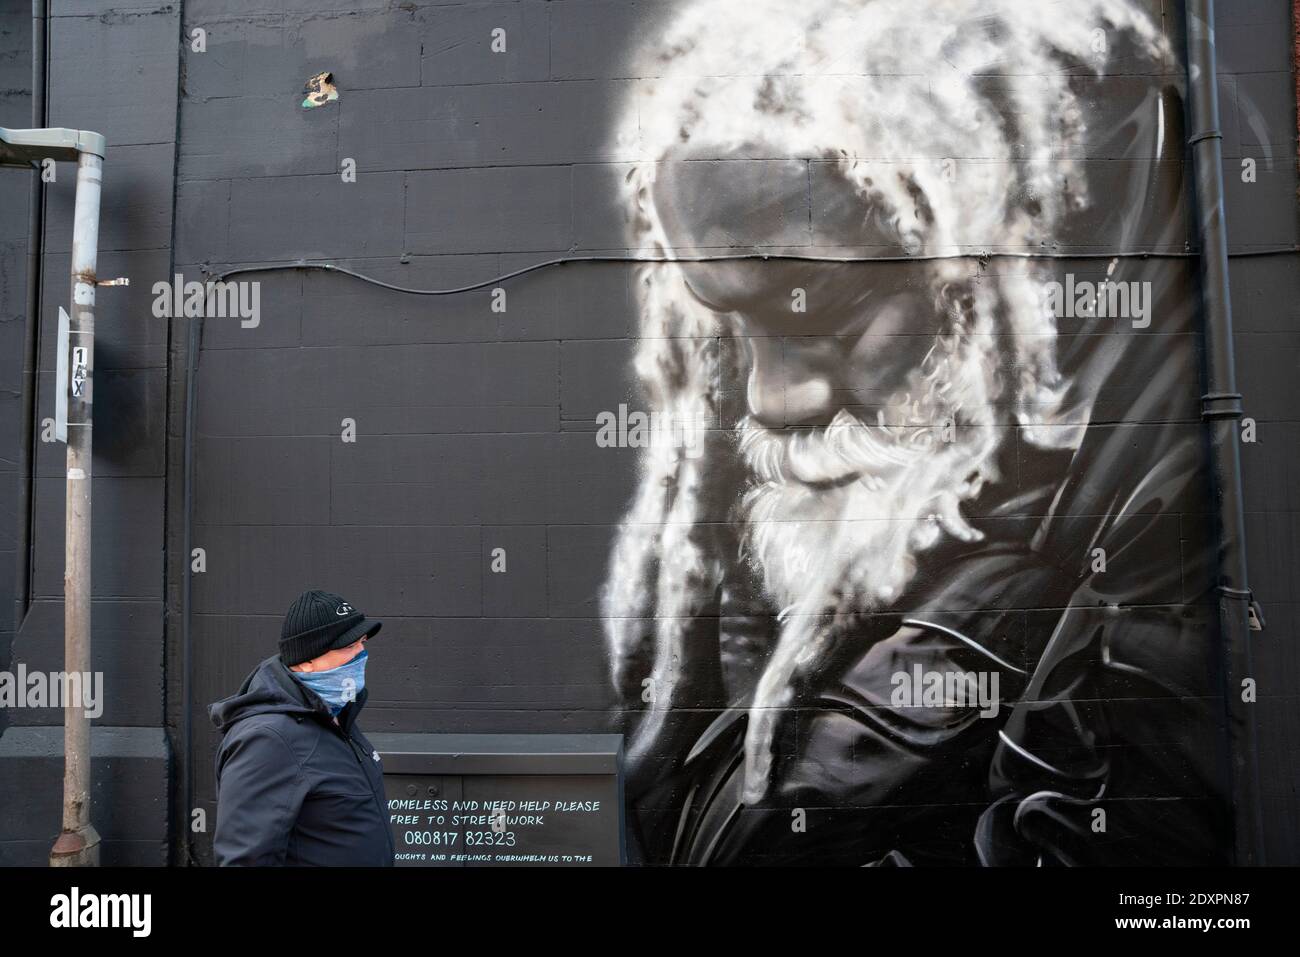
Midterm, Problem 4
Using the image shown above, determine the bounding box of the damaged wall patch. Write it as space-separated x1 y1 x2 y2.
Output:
303 72 339 109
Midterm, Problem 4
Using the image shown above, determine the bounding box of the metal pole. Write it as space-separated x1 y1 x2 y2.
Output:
49 149 103 867
1183 0 1265 866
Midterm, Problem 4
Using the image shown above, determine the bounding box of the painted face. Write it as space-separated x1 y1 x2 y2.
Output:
648 144 993 608
652 147 944 434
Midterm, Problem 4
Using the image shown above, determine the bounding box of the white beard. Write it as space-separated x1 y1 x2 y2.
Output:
735 397 1001 802
741 411 985 612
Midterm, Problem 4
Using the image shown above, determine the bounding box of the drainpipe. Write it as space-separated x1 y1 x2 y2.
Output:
1183 0 1265 866
1294 0 1299 196
48 145 106 867
15 0 48 637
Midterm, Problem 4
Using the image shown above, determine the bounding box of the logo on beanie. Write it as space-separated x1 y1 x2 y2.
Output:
336 603 353 616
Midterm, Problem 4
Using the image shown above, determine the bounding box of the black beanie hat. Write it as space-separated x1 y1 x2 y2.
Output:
279 589 382 667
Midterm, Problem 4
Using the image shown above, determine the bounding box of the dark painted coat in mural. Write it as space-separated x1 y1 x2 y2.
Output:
626 324 1231 866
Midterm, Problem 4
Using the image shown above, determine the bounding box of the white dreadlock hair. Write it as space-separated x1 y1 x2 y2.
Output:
601 0 1171 803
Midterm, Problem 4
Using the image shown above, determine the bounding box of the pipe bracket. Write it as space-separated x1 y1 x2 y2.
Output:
1201 391 1243 420
1217 585 1266 632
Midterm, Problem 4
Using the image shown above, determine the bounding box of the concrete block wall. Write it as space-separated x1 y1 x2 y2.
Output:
171 0 655 864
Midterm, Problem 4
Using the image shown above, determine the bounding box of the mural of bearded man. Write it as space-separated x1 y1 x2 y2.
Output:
601 0 1233 865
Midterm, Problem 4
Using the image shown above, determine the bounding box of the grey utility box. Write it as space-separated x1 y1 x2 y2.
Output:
369 733 625 867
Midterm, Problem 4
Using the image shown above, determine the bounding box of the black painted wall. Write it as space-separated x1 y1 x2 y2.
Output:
0 5 30 716
0 0 1296 865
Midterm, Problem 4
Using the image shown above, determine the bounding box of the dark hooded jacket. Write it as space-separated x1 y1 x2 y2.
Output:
208 654 395 866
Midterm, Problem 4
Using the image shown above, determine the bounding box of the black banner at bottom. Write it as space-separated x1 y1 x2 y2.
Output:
0 865 1284 943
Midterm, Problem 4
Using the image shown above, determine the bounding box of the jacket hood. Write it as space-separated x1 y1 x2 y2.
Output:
209 654 341 733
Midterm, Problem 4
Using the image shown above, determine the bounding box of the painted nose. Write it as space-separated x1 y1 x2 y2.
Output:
745 335 837 428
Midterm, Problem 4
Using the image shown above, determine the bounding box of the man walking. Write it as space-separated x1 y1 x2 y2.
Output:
209 589 395 866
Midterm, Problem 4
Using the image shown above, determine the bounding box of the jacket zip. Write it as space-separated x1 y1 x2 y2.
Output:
337 723 395 857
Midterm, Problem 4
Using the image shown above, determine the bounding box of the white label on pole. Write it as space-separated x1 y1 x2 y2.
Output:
67 468 85 480
73 281 94 306
71 346 88 398
55 307 69 443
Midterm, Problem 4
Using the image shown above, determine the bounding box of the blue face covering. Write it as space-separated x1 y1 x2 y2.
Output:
293 648 367 716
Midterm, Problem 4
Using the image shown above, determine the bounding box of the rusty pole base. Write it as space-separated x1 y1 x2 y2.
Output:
49 824 101 867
